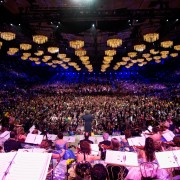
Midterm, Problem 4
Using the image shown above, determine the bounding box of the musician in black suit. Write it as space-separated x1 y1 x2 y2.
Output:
4 131 22 152
82 110 94 133
79 132 93 152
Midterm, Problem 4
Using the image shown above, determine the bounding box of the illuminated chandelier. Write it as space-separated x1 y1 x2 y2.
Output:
161 41 173 48
134 44 146 52
142 53 151 58
150 49 159 55
48 47 59 54
174 45 180 51
75 49 86 57
33 35 48 44
80 56 89 62
146 57 152 61
128 52 137 58
57 54 66 59
131 59 138 63
161 54 168 59
120 61 127 66
107 38 122 48
69 40 84 49
160 51 169 55
170 53 178 57
7 48 19 55
1 32 16 41
43 55 52 61
105 49 116 56
143 33 159 43
34 50 44 56
104 56 113 62
63 58 71 62
21 56 28 60
153 56 161 60
137 58 144 63
20 43 32 50
23 53 31 57
122 57 130 61
0 41 2 48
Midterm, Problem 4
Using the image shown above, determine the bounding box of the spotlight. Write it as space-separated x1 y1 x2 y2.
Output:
136 19 138 22
58 22 60 24
128 20 130 22
10 23 13 26
176 19 179 22
50 22 53 24
92 24 95 27
166 19 168 22
56 25 59 28
19 24 21 26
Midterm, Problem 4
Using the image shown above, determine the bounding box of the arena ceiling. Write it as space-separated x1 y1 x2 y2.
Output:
0 0 180 72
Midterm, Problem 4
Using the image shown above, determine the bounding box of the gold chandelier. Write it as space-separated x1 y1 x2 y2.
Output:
153 56 161 60
150 49 159 55
170 53 178 57
143 33 159 43
43 55 52 61
63 58 71 62
0 41 2 48
128 52 137 58
33 35 48 44
122 57 130 61
146 57 152 61
160 51 169 55
21 56 28 60
131 59 138 63
69 40 84 49
34 50 44 56
137 58 144 63
107 38 122 48
105 49 116 56
23 53 31 57
1 32 16 41
161 41 173 48
75 49 86 57
48 47 59 54
104 56 113 62
134 44 146 52
142 53 150 58
161 54 168 59
174 45 180 51
57 54 66 59
80 56 89 62
20 43 32 50
7 48 19 55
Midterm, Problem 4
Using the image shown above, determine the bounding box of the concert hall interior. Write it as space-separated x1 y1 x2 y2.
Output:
0 0 180 180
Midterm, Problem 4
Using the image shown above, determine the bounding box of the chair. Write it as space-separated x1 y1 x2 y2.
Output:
140 162 158 180
106 164 129 180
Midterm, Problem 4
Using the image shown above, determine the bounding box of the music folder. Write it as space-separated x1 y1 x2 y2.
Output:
127 136 145 146
25 133 44 144
63 136 76 143
105 150 138 166
162 131 175 142
0 131 10 140
90 144 99 156
0 152 51 180
155 150 180 168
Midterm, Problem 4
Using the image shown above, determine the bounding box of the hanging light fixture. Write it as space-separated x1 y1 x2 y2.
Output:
161 54 168 59
63 58 71 62
150 49 159 55
20 43 32 50
1 32 16 41
107 38 122 48
23 53 31 57
146 57 152 61
153 56 161 60
80 56 89 62
43 55 52 61
160 51 169 55
122 57 130 61
0 41 3 48
75 49 86 57
57 54 66 59
170 53 178 57
137 58 144 63
143 33 159 43
174 45 180 51
69 40 84 49
34 50 44 56
48 47 59 54
7 48 19 55
161 41 173 48
105 49 116 56
103 56 113 62
128 52 137 58
33 35 48 44
134 44 146 52
142 53 151 58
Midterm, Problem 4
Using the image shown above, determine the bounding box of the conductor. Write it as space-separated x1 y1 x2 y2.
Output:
82 110 94 133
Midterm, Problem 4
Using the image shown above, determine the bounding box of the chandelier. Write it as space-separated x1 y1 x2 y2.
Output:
57 54 66 59
134 44 146 52
35 61 41 65
128 52 137 58
104 56 113 62
122 57 130 61
20 43 32 50
1 32 16 41
107 38 122 48
170 53 178 57
142 53 150 58
143 33 159 43
137 58 144 63
34 50 44 56
161 54 168 59
52 60 60 64
32 35 48 44
63 58 71 62
0 41 2 48
23 53 31 57
105 49 116 56
80 56 89 62
7 48 19 55
69 40 84 49
155 60 161 63
161 41 173 48
43 55 52 61
174 45 180 51
160 51 169 55
21 56 28 60
150 49 159 55
48 47 59 54
120 61 127 66
29 57 39 61
75 49 86 57
131 59 138 63
153 56 161 60
146 57 152 61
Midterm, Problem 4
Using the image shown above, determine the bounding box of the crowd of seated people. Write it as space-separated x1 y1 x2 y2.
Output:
0 81 180 179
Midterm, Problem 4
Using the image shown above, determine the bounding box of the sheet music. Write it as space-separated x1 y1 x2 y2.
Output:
105 150 138 166
127 137 145 146
162 131 175 142
90 144 99 156
25 134 43 144
0 152 17 180
18 148 46 153
155 150 180 168
29 125 41 135
0 131 10 139
63 136 76 142
46 134 57 141
5 152 51 180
